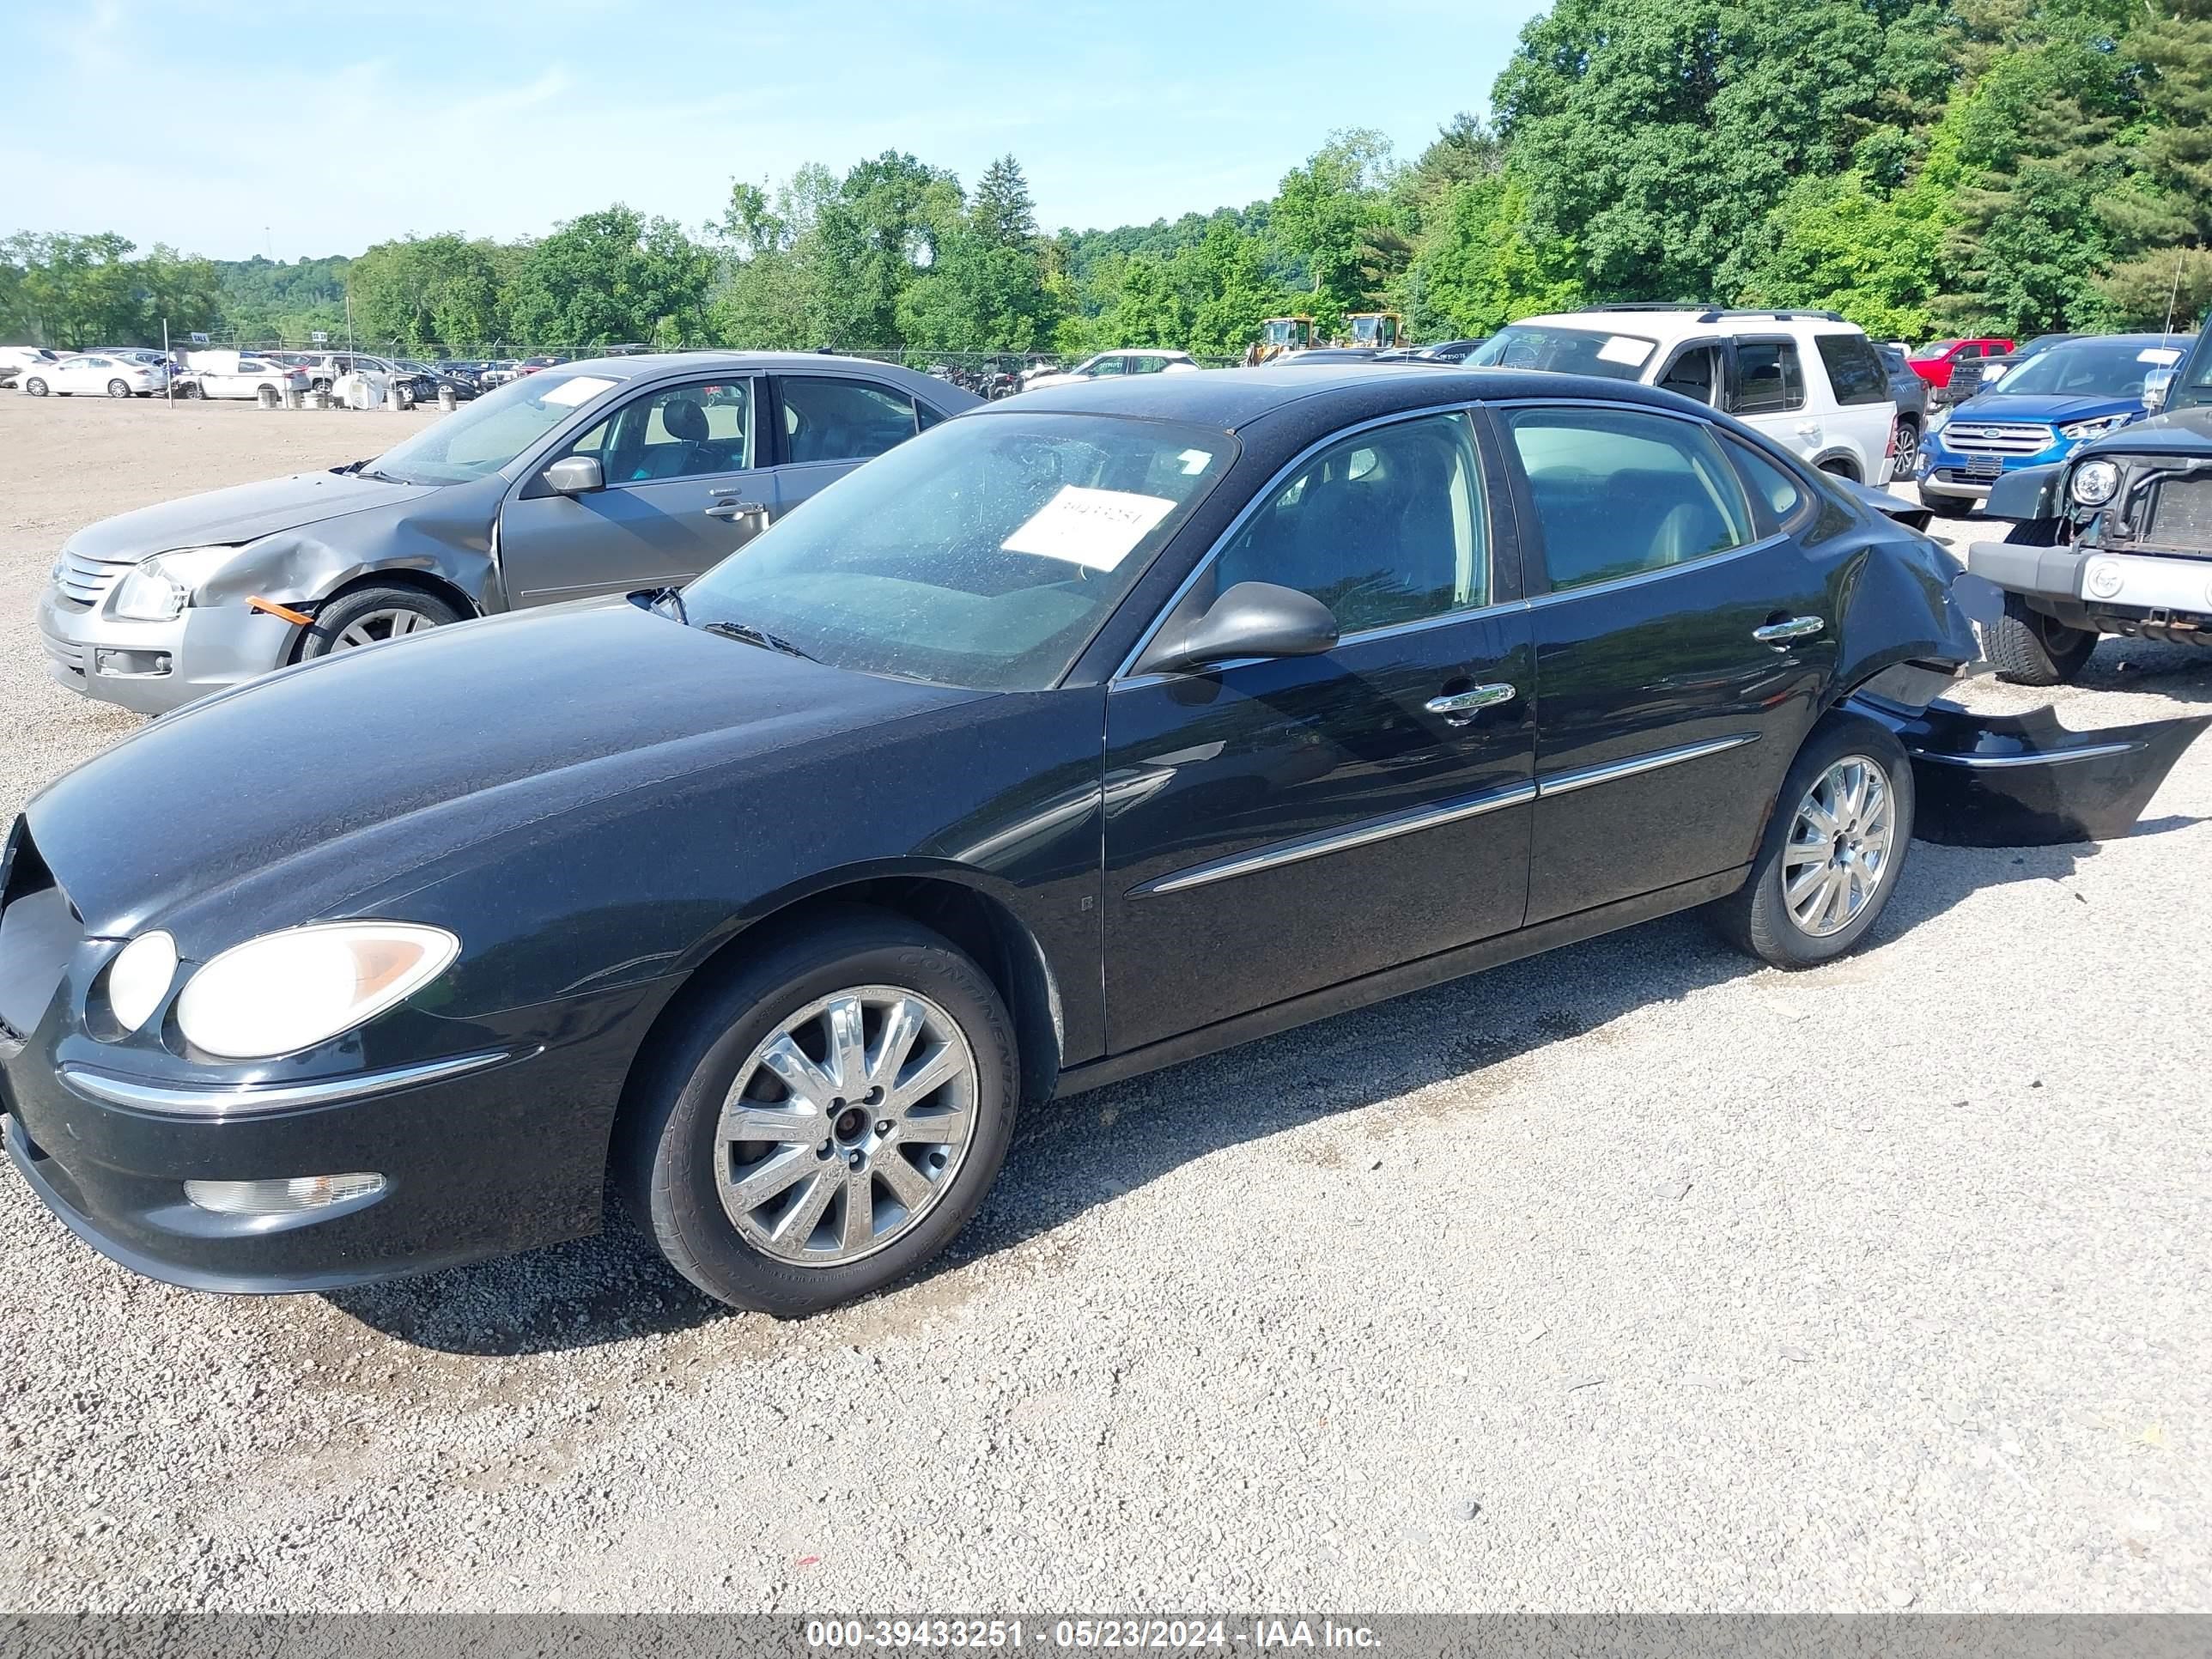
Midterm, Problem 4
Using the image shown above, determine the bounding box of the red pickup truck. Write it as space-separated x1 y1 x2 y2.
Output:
1907 337 2015 390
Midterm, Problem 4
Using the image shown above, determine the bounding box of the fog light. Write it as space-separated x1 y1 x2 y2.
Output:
94 648 173 678
183 1173 385 1215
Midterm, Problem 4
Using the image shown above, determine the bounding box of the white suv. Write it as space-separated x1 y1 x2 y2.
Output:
1471 307 1901 483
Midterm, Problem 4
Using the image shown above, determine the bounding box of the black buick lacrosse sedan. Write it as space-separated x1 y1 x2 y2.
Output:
3 365 2180 1315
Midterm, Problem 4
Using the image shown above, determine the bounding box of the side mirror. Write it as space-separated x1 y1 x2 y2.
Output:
544 455 604 495
1146 580 1339 675
2143 368 2175 414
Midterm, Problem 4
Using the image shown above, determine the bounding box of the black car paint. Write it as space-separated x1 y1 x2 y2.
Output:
1 364 2162 1297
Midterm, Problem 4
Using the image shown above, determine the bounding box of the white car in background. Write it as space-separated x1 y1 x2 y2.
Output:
1470 306 1902 483
183 350 309 400
1 346 66 388
16 352 167 398
1020 349 1200 391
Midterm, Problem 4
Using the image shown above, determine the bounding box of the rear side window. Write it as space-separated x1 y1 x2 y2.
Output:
1734 343 1805 414
1723 438 1808 533
780 376 921 465
1815 335 1889 405
1506 407 1753 592
1656 344 1720 406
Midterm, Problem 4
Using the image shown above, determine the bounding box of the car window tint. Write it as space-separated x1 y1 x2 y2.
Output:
1087 356 1127 377
605 380 753 482
1723 437 1806 532
1657 345 1719 405
1814 335 1888 404
1734 342 1805 414
1130 356 1171 374
780 376 920 465
916 400 945 431
1213 411 1487 634
1506 407 1754 592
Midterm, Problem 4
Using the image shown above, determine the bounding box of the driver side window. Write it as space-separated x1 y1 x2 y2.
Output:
599 380 755 483
1212 412 1488 635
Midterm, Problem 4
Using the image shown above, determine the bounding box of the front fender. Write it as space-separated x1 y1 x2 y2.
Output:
1983 462 2065 523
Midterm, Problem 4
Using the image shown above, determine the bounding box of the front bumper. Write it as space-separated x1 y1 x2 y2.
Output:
35 583 299 715
1917 435 2084 504
0 980 680 1294
1967 538 2212 639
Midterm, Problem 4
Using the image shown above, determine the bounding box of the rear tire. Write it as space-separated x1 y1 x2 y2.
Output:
1712 714 1916 969
1984 592 2095 686
617 908 1019 1316
297 585 464 659
1890 418 1920 482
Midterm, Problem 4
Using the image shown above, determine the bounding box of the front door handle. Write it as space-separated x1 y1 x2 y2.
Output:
1425 683 1516 725
1752 615 1825 647
704 499 768 522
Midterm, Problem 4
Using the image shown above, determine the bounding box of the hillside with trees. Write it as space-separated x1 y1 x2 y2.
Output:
4 0 2207 357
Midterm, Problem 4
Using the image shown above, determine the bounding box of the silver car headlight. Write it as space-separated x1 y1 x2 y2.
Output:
2060 415 2130 442
2069 459 2122 507
108 545 239 622
174 922 460 1060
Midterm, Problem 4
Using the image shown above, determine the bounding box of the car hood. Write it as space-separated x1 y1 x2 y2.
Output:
26 601 981 939
61 470 437 564
1947 392 2144 427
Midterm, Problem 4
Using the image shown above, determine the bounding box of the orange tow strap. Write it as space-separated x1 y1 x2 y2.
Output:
246 596 315 627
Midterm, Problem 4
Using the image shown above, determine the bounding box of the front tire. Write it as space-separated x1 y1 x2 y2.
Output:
23 377 46 397
1985 592 2095 686
619 909 1019 1316
297 585 464 659
1713 715 1916 969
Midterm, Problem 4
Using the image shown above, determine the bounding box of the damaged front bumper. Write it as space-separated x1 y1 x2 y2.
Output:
1854 696 2209 847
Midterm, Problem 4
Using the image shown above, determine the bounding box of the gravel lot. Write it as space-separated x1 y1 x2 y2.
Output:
1 392 2208 1613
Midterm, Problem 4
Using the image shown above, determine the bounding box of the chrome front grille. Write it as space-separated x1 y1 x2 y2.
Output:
2146 477 2212 554
1942 422 2054 457
52 547 135 608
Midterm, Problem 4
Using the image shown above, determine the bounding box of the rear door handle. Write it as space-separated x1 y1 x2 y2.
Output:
1425 683 1516 725
704 499 768 521
1752 616 1825 647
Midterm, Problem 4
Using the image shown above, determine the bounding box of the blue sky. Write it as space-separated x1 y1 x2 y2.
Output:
6 0 1546 260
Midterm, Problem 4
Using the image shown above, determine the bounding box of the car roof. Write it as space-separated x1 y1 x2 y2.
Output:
994 362 1701 434
537 350 985 408
1516 308 1868 343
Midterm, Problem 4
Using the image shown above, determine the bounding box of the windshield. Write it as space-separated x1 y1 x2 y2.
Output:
1468 324 1656 380
366 369 622 484
683 412 1233 690
1992 339 2186 400
1914 339 1960 359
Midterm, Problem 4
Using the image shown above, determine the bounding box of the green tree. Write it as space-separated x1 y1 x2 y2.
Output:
348 234 508 351
972 155 1038 248
505 205 713 346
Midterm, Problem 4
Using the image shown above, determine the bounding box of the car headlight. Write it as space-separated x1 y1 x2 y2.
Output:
103 931 179 1033
2060 415 2131 442
108 545 239 622
2069 459 2122 507
174 921 460 1060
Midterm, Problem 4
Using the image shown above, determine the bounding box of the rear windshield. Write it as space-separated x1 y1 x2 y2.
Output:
1468 325 1657 380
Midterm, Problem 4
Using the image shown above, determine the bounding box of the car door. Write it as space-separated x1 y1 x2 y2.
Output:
769 374 931 514
1500 401 1837 925
1103 407 1536 1052
1726 337 1818 462
64 356 107 392
495 374 772 605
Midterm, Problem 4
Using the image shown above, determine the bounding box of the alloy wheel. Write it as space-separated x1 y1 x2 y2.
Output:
333 608 438 648
1782 755 1896 938
714 986 979 1267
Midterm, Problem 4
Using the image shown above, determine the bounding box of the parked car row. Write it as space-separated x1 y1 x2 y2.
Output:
17 349 2207 1321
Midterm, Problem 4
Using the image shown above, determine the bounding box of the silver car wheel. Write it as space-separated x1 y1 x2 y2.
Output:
715 985 979 1267
333 608 438 649
1782 755 1896 939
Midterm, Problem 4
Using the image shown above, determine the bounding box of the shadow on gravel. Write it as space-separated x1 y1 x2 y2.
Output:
328 812 2159 1358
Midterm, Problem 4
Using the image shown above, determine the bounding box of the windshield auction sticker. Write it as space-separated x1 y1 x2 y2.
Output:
541 375 617 406
1002 485 1178 570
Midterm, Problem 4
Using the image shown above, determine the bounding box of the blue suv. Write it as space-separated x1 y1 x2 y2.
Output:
1915 333 2190 516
